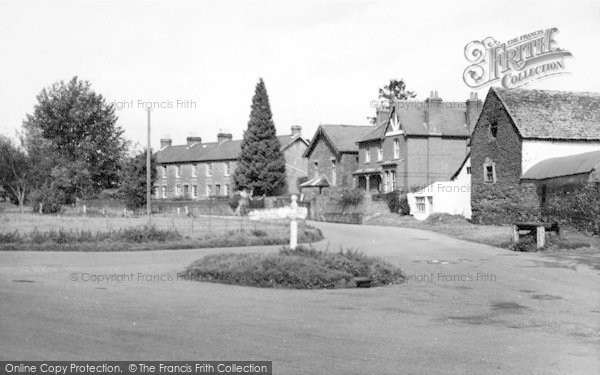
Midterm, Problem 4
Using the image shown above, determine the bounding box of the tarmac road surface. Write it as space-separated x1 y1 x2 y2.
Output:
0 221 598 374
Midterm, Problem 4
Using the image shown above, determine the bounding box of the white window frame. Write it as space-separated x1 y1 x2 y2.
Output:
206 184 212 197
162 166 167 179
224 162 230 176
393 139 400 159
161 186 167 199
377 146 383 161
191 164 197 177
206 163 213 177
176 184 182 196
416 196 426 213
175 165 181 178
192 185 197 198
483 160 496 184
224 184 229 196
365 148 370 163
331 160 337 186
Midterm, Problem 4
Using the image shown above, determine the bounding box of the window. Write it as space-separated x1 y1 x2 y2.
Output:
206 184 212 197
224 162 230 176
192 165 197 177
183 184 189 196
483 159 496 183
224 184 229 196
490 120 498 139
390 171 396 191
416 197 426 213
176 184 181 196
215 184 221 195
393 139 400 159
161 186 167 199
206 163 213 177
365 148 370 163
175 166 181 178
377 146 383 161
162 166 167 179
331 160 337 186
155 187 160 199
192 185 197 198
466 166 472 175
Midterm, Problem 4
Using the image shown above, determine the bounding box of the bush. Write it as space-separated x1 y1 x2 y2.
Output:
338 188 364 208
29 185 65 214
179 245 406 289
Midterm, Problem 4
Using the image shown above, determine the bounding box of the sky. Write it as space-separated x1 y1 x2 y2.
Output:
1 0 599 150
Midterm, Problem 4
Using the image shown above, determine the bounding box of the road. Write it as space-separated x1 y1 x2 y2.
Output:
0 221 598 374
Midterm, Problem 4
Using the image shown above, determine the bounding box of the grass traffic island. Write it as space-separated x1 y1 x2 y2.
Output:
0 225 324 251
178 245 406 289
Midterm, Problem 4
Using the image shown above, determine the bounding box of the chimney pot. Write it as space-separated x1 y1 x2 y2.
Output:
217 132 233 143
160 138 172 148
186 136 202 146
291 125 302 137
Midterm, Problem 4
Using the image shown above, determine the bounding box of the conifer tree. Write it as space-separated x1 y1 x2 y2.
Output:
233 78 286 196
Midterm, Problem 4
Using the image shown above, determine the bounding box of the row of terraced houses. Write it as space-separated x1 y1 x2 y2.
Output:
154 87 600 223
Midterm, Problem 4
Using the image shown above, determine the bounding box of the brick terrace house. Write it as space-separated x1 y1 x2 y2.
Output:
354 91 482 193
154 126 309 199
470 87 600 223
301 124 373 191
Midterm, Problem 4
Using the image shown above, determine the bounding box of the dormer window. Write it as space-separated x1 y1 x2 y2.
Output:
489 120 498 139
365 149 371 163
377 146 383 161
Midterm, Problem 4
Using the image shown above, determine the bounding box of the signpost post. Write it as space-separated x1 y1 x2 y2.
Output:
248 194 307 250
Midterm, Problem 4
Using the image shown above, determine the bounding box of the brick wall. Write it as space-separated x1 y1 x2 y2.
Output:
283 140 308 194
307 134 358 188
155 160 236 199
470 91 539 224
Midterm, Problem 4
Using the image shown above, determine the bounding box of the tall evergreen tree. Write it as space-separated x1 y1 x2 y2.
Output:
233 78 286 196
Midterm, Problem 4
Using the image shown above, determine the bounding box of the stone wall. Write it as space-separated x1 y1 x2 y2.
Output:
470 91 539 224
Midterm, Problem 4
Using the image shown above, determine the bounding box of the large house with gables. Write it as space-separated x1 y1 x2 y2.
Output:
470 87 600 223
354 91 482 193
154 126 309 199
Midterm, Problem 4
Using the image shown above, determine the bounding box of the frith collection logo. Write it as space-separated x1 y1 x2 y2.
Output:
463 27 573 89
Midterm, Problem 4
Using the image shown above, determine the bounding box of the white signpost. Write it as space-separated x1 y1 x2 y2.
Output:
248 195 308 249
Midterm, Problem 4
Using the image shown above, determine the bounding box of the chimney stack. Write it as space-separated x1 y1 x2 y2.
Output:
425 90 443 134
217 132 233 143
160 138 172 148
465 92 483 133
186 136 202 146
291 125 302 137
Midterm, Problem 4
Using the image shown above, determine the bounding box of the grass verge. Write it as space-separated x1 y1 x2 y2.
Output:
178 245 406 289
0 225 324 251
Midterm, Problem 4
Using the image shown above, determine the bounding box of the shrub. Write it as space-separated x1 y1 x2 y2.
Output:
29 185 65 214
179 245 406 289
338 188 364 208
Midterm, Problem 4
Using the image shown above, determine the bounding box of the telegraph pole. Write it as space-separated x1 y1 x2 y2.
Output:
146 107 152 224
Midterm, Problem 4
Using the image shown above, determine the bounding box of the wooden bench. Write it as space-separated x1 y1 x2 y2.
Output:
512 222 560 250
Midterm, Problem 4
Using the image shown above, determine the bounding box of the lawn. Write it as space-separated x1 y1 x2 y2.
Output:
179 245 406 288
0 207 323 251
364 212 599 253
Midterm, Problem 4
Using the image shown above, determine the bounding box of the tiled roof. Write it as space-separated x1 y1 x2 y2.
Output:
359 101 470 142
521 149 600 180
493 87 600 140
156 134 304 164
304 124 372 157
155 142 219 163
